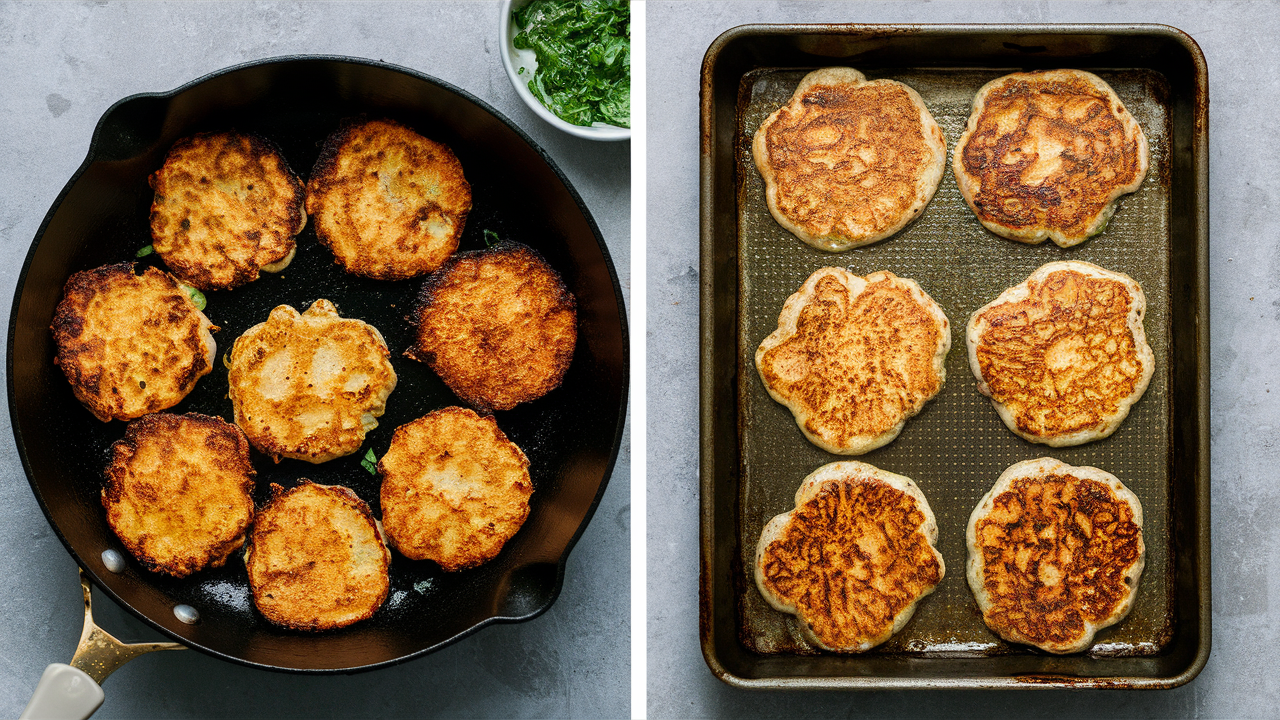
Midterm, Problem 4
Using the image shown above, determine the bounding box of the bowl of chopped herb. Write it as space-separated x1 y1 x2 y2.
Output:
500 0 630 141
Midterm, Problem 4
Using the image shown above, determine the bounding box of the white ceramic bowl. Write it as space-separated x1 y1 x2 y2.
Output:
499 0 631 141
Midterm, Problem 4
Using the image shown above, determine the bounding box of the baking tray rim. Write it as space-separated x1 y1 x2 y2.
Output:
698 22 1210 690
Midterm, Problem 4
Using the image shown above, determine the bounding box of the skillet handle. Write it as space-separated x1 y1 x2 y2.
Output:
20 664 104 720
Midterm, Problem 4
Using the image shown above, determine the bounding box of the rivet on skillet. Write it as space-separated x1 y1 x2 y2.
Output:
173 604 200 624
100 549 125 573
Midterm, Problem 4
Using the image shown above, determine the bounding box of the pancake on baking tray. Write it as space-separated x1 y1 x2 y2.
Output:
246 481 391 631
967 457 1145 654
51 263 217 422
379 407 532 571
307 118 472 280
752 67 947 252
149 131 306 291
103 413 255 578
953 69 1148 247
755 267 950 455
755 460 944 652
966 261 1154 447
405 242 576 412
227 299 397 463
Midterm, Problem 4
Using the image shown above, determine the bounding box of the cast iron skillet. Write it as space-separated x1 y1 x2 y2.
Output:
7 56 628 672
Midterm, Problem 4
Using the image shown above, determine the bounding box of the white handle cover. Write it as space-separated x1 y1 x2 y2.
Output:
20 664 104 720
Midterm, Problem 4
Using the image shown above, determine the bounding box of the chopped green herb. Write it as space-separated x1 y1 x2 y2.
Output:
513 0 629 128
136 244 154 258
483 229 501 247
360 448 378 475
178 282 206 311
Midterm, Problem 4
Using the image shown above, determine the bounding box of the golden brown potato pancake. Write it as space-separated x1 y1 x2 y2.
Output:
246 481 391 631
307 118 472 280
103 412 255 578
967 457 1145 654
379 407 532 571
149 131 306 290
405 243 576 411
51 263 217 422
755 460 944 652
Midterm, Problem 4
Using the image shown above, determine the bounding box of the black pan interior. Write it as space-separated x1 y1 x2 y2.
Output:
7 57 628 672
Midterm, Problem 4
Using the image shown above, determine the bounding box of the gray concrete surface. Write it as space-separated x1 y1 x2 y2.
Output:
648 1 1276 717
0 2 629 718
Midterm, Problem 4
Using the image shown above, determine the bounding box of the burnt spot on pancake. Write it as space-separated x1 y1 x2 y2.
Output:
969 464 1144 653
753 67 946 252
955 70 1147 246
969 263 1152 445
756 268 949 454
757 464 943 652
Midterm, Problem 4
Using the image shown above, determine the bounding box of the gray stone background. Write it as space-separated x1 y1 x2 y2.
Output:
0 2 629 718
648 1 1278 718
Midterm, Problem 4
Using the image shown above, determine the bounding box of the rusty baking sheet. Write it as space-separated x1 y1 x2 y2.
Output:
699 24 1209 690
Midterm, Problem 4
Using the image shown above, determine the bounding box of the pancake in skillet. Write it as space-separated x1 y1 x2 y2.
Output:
245 481 391 631
307 118 472 280
755 460 944 652
379 407 532 571
966 261 1154 446
51 263 217 422
967 457 1145 654
103 412 255 579
149 131 306 290
954 69 1148 247
755 268 950 454
227 299 397 463
405 242 576 412
752 67 947 252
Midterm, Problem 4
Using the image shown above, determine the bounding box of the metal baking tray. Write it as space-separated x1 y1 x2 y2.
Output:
699 24 1208 689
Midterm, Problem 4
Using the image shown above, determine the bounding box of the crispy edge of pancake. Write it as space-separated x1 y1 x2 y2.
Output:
952 69 1150 248
965 457 1145 654
306 118 472 280
754 460 944 652
149 131 307 290
50 263 218 422
404 242 577 412
378 406 533 571
752 67 947 252
244 481 391 631
755 267 951 455
102 412 256 578
227 299 398 463
965 260 1155 447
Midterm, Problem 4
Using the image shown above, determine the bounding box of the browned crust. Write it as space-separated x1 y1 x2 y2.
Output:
967 262 1154 446
102 412 255 578
755 268 949 454
755 462 943 652
967 460 1144 653
753 68 946 251
246 481 390 631
227 300 397 463
954 70 1148 247
378 407 532 571
405 242 577 411
149 131 305 290
51 263 217 422
306 118 472 280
